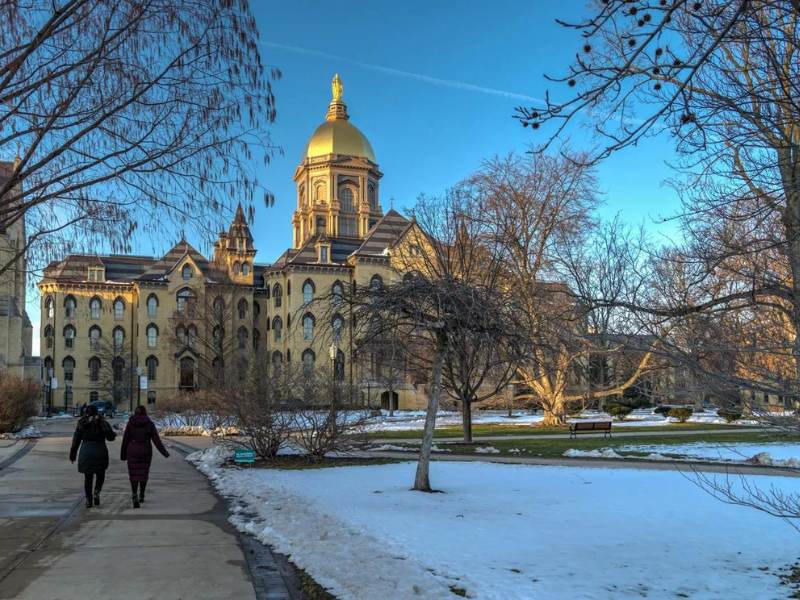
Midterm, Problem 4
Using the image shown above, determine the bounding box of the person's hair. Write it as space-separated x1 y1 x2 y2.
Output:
78 404 102 433
134 405 147 416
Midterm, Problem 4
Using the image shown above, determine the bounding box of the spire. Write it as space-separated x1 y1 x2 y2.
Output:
326 73 349 122
233 202 247 225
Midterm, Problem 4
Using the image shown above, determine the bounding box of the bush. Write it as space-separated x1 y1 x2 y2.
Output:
0 376 40 433
668 407 693 423
606 403 634 421
717 408 743 423
653 405 672 418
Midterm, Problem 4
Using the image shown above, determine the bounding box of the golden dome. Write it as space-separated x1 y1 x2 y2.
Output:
304 74 376 163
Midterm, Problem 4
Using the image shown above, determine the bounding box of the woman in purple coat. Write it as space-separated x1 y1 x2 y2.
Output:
120 406 169 508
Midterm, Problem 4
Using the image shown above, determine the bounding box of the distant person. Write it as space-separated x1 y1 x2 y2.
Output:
120 406 169 508
69 404 116 508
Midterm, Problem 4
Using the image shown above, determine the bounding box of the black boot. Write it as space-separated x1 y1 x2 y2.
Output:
139 491 145 504
85 497 93 508
132 493 140 509
93 491 100 506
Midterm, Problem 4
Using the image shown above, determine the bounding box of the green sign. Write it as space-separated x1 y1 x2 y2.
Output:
233 448 256 465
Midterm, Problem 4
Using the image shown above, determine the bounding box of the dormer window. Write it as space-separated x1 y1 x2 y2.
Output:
242 262 250 276
182 264 193 280
233 262 241 275
88 267 105 282
319 245 328 263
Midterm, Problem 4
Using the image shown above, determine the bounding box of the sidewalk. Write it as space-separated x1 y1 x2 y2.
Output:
0 420 266 600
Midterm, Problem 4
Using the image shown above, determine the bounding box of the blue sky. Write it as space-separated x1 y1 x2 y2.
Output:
29 1 683 354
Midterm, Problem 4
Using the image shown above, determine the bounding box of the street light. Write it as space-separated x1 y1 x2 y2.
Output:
329 343 338 406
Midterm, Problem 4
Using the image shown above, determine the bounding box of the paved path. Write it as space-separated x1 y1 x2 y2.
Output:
373 426 768 444
0 419 291 600
362 449 800 477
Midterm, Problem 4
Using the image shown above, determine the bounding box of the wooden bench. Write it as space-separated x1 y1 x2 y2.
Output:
569 421 612 439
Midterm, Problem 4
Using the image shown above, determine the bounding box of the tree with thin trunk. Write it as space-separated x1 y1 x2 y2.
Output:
0 0 278 276
347 193 522 490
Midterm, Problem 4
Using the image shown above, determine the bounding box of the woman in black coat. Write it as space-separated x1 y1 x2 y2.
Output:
69 404 116 508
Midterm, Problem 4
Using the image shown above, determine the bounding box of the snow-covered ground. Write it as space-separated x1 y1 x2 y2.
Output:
615 441 800 467
364 409 757 432
0 425 42 439
189 449 800 599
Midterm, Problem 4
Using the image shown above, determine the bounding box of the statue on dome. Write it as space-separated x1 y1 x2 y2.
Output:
331 73 343 102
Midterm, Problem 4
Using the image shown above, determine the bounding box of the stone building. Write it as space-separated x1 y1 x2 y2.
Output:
38 75 427 412
0 160 38 381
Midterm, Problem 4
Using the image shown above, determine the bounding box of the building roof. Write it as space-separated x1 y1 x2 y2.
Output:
353 209 412 256
138 240 212 281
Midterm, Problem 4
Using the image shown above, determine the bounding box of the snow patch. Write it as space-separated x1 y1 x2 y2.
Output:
0 425 42 439
474 446 500 454
188 451 800 599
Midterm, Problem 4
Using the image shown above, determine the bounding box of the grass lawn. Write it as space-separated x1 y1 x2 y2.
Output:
383 431 800 459
367 421 751 440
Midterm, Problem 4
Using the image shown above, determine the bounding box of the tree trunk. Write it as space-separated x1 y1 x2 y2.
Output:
414 347 443 492
541 396 567 427
462 397 472 443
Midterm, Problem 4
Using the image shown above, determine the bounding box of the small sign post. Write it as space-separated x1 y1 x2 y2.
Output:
233 448 256 467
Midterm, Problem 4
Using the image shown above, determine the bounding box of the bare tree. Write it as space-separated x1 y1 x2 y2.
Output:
348 192 523 491
95 337 134 409
0 0 278 275
468 154 654 425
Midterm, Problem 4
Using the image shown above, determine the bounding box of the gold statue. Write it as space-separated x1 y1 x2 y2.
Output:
331 73 343 102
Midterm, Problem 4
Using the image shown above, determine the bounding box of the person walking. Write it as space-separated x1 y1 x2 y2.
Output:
69 404 116 508
120 405 169 508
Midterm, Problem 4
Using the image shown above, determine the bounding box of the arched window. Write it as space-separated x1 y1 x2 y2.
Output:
233 261 241 275
213 296 225 316
212 356 223 381
271 351 283 376
182 264 193 280
44 296 54 319
238 298 248 320
299 183 307 206
187 324 197 347
242 263 250 276
113 326 125 350
147 294 159 317
302 313 315 341
88 357 100 382
237 326 248 350
302 279 315 304
331 281 343 306
113 297 125 321
176 287 196 316
112 357 124 383
146 355 158 381
63 356 75 382
213 326 224 350
179 357 195 389
253 301 260 319
63 325 76 349
44 325 54 349
370 274 383 290
272 316 282 342
253 329 260 350
89 325 101 350
176 324 186 346
89 297 102 319
314 181 326 203
315 217 326 236
332 314 344 342
302 349 315 375
64 295 76 319
339 186 355 212
368 182 377 209
146 323 158 348
147 391 156 405
272 283 282 308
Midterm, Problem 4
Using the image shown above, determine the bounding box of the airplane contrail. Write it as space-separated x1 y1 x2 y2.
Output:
261 41 542 104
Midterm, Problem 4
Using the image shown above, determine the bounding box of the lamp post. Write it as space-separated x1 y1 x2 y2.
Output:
135 366 144 411
329 343 338 407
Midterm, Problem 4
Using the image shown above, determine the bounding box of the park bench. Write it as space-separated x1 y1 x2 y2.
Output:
568 421 612 439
